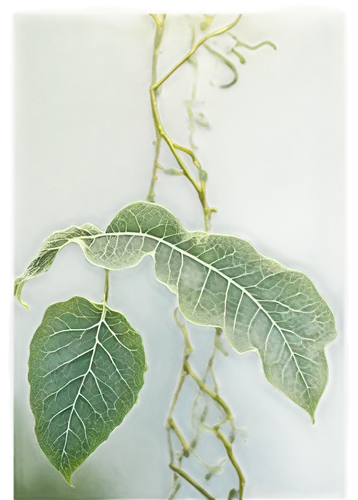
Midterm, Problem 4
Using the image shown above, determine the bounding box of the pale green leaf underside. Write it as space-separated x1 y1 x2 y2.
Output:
29 296 146 484
17 201 337 420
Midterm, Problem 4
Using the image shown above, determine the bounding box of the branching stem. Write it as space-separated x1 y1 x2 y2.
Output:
153 15 242 90
147 13 247 499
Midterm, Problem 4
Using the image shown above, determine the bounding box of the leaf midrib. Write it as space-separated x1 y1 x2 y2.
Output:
59 303 106 466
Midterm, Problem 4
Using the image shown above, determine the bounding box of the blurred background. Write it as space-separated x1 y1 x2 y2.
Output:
14 10 344 499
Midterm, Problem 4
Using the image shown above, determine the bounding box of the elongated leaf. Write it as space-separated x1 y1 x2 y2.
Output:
14 224 101 308
29 296 146 484
17 201 337 420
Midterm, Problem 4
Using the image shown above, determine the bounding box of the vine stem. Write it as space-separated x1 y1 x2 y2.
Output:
166 311 221 497
152 15 242 90
146 14 215 500
104 269 109 303
214 428 246 500
147 14 246 499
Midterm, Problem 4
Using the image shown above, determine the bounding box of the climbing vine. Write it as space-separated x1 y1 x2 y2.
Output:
14 13 337 500
147 15 277 498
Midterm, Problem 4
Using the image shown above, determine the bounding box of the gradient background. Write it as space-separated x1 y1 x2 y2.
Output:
14 10 345 499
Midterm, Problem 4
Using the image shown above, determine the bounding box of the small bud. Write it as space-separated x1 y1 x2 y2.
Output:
196 111 206 120
199 169 208 183
200 15 215 31
199 20 210 33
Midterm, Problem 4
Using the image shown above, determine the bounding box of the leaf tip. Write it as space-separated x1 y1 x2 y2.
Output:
310 413 317 427
14 279 29 308
62 472 74 487
22 301 30 310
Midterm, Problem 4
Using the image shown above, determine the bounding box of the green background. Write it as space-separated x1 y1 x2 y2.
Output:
14 10 345 499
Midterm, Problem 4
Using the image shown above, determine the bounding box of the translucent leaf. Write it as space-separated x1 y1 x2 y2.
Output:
14 224 101 308
28 296 146 484
16 201 337 420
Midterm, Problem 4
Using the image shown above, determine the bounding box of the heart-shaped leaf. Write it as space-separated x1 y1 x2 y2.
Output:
29 296 146 484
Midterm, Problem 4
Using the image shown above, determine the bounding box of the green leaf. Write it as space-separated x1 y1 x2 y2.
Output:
14 224 101 308
17 201 337 420
29 296 146 484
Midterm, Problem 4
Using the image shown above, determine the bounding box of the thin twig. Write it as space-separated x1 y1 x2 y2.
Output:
153 15 242 89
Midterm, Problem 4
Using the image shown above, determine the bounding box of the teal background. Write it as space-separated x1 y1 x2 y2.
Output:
14 10 345 499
